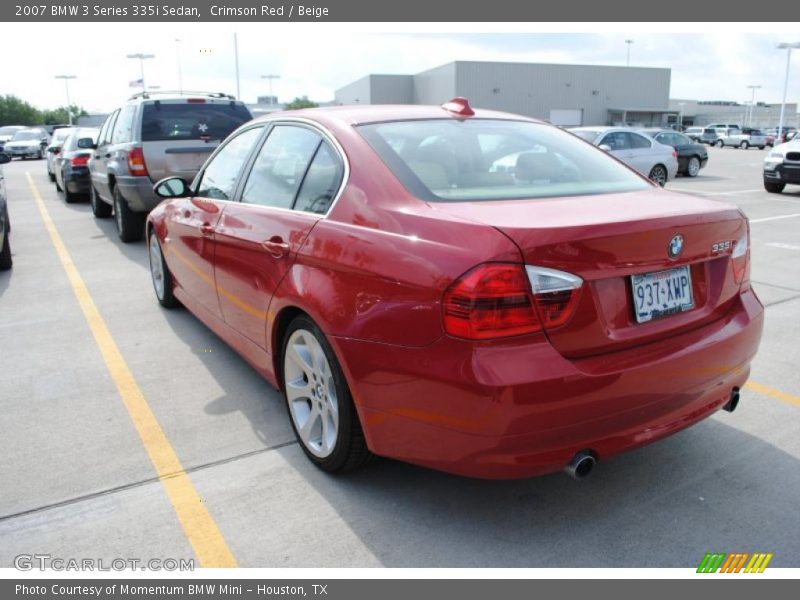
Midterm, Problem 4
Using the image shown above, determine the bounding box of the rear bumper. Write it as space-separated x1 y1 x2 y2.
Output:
334 287 764 479
115 175 160 212
64 166 91 193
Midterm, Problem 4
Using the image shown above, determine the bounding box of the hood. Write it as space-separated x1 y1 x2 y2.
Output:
4 140 41 147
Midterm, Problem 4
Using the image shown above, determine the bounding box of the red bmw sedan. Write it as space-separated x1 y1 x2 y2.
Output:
146 99 763 480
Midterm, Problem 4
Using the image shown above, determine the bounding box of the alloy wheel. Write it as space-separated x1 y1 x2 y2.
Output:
687 157 700 177
148 234 165 301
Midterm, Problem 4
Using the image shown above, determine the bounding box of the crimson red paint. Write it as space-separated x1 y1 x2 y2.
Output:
147 103 763 479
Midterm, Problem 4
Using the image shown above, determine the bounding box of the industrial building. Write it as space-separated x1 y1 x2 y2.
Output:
334 61 674 127
668 98 800 129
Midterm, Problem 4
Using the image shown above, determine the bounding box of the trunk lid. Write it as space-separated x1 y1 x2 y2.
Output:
431 189 747 357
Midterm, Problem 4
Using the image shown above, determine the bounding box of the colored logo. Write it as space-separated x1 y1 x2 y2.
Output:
696 552 773 573
668 234 684 259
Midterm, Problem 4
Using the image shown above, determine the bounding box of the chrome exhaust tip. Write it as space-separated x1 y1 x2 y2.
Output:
565 450 597 480
723 387 741 413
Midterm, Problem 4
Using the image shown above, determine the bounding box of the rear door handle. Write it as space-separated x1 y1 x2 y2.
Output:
200 224 215 237
262 238 289 258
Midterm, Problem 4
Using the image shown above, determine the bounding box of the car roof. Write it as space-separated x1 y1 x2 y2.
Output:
250 104 543 127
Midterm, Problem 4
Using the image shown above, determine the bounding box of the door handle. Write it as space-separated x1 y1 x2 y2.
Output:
200 224 215 237
262 238 289 258
104 153 111 158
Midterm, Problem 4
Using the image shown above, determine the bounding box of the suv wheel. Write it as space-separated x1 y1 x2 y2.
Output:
764 181 785 194
715 140 724 148
91 185 112 218
113 187 145 243
0 219 11 271
740 141 749 149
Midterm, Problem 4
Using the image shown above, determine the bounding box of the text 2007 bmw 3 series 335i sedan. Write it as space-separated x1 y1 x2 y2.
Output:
146 98 763 480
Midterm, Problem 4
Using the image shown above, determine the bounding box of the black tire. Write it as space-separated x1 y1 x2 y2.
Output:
715 140 724 148
648 164 668 187
113 186 144 243
148 229 180 308
54 174 63 192
686 156 701 178
764 181 785 194
759 146 765 150
0 221 11 271
48 171 55 183
90 185 112 218
281 315 371 473
740 141 749 149
62 170 79 204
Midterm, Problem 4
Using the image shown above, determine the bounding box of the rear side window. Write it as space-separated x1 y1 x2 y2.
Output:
360 119 650 202
294 142 344 214
241 125 322 209
141 102 251 142
111 105 136 144
629 133 652 149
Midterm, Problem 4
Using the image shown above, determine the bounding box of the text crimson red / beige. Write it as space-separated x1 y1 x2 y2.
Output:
211 5 330 17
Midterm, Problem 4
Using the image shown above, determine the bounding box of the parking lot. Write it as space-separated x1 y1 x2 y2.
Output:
0 144 799 568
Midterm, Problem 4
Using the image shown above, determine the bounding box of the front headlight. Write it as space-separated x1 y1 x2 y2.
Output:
764 152 784 167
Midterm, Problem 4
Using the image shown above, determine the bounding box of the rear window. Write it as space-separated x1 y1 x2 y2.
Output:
141 102 251 142
359 119 651 202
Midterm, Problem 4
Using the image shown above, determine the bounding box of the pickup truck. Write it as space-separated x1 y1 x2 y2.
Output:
716 128 769 149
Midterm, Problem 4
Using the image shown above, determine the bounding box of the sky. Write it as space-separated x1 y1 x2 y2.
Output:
3 23 800 114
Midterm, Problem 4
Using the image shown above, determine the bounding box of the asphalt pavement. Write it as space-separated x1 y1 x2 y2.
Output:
0 145 798 568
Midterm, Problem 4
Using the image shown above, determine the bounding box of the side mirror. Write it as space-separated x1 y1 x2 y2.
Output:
154 176 191 199
47 146 59 154
599 144 612 152
0 153 10 164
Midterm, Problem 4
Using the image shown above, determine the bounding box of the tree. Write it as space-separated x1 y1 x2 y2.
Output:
0 95 42 126
42 105 89 125
284 96 318 110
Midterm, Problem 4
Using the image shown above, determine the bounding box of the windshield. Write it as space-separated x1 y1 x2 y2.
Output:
12 130 43 141
359 119 651 202
141 102 252 141
52 129 73 143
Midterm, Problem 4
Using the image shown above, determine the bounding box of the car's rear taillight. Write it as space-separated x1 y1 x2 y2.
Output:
127 146 149 177
673 150 678 160
732 228 750 285
71 154 90 167
443 263 582 340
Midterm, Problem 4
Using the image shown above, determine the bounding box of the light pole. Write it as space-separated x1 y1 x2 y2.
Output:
54 75 76 125
678 102 685 130
233 33 240 99
777 42 800 143
625 39 634 66
126 53 155 94
746 85 761 127
261 74 281 107
175 39 183 94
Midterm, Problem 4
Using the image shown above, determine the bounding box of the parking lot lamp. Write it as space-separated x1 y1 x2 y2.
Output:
746 85 761 127
126 53 155 93
625 39 634 66
54 75 76 125
777 43 800 143
261 74 281 107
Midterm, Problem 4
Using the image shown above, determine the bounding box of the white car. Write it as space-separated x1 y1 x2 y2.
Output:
570 127 679 186
45 127 74 182
3 128 49 159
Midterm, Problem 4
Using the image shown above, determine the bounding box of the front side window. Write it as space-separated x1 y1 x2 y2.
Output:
241 125 322 209
195 127 263 200
360 119 651 202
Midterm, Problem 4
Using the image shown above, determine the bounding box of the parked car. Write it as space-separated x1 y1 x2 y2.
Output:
0 152 12 270
684 127 704 142
706 122 741 131
0 125 26 153
717 128 768 149
763 136 800 193
54 128 99 203
640 129 708 177
700 127 721 145
146 100 763 480
45 127 74 182
570 127 678 185
89 91 253 242
2 128 49 159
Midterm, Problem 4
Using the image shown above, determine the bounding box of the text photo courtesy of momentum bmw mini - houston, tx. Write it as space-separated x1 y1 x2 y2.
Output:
1 9 800 588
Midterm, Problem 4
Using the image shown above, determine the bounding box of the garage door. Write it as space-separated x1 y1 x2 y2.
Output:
549 109 583 127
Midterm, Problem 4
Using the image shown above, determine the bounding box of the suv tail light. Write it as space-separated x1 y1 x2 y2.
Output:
70 154 91 167
732 228 750 285
127 146 149 177
443 263 582 340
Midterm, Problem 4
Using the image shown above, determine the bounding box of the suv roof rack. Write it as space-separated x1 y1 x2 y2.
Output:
127 90 237 101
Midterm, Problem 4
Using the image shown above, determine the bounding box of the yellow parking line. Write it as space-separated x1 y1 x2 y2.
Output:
26 173 237 568
745 381 800 407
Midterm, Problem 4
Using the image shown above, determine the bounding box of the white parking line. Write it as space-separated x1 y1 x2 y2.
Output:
766 242 800 251
750 213 800 224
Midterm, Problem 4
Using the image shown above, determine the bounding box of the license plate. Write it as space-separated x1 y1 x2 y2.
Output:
631 265 694 323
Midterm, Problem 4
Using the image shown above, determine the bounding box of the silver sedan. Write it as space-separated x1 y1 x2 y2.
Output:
570 127 679 186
